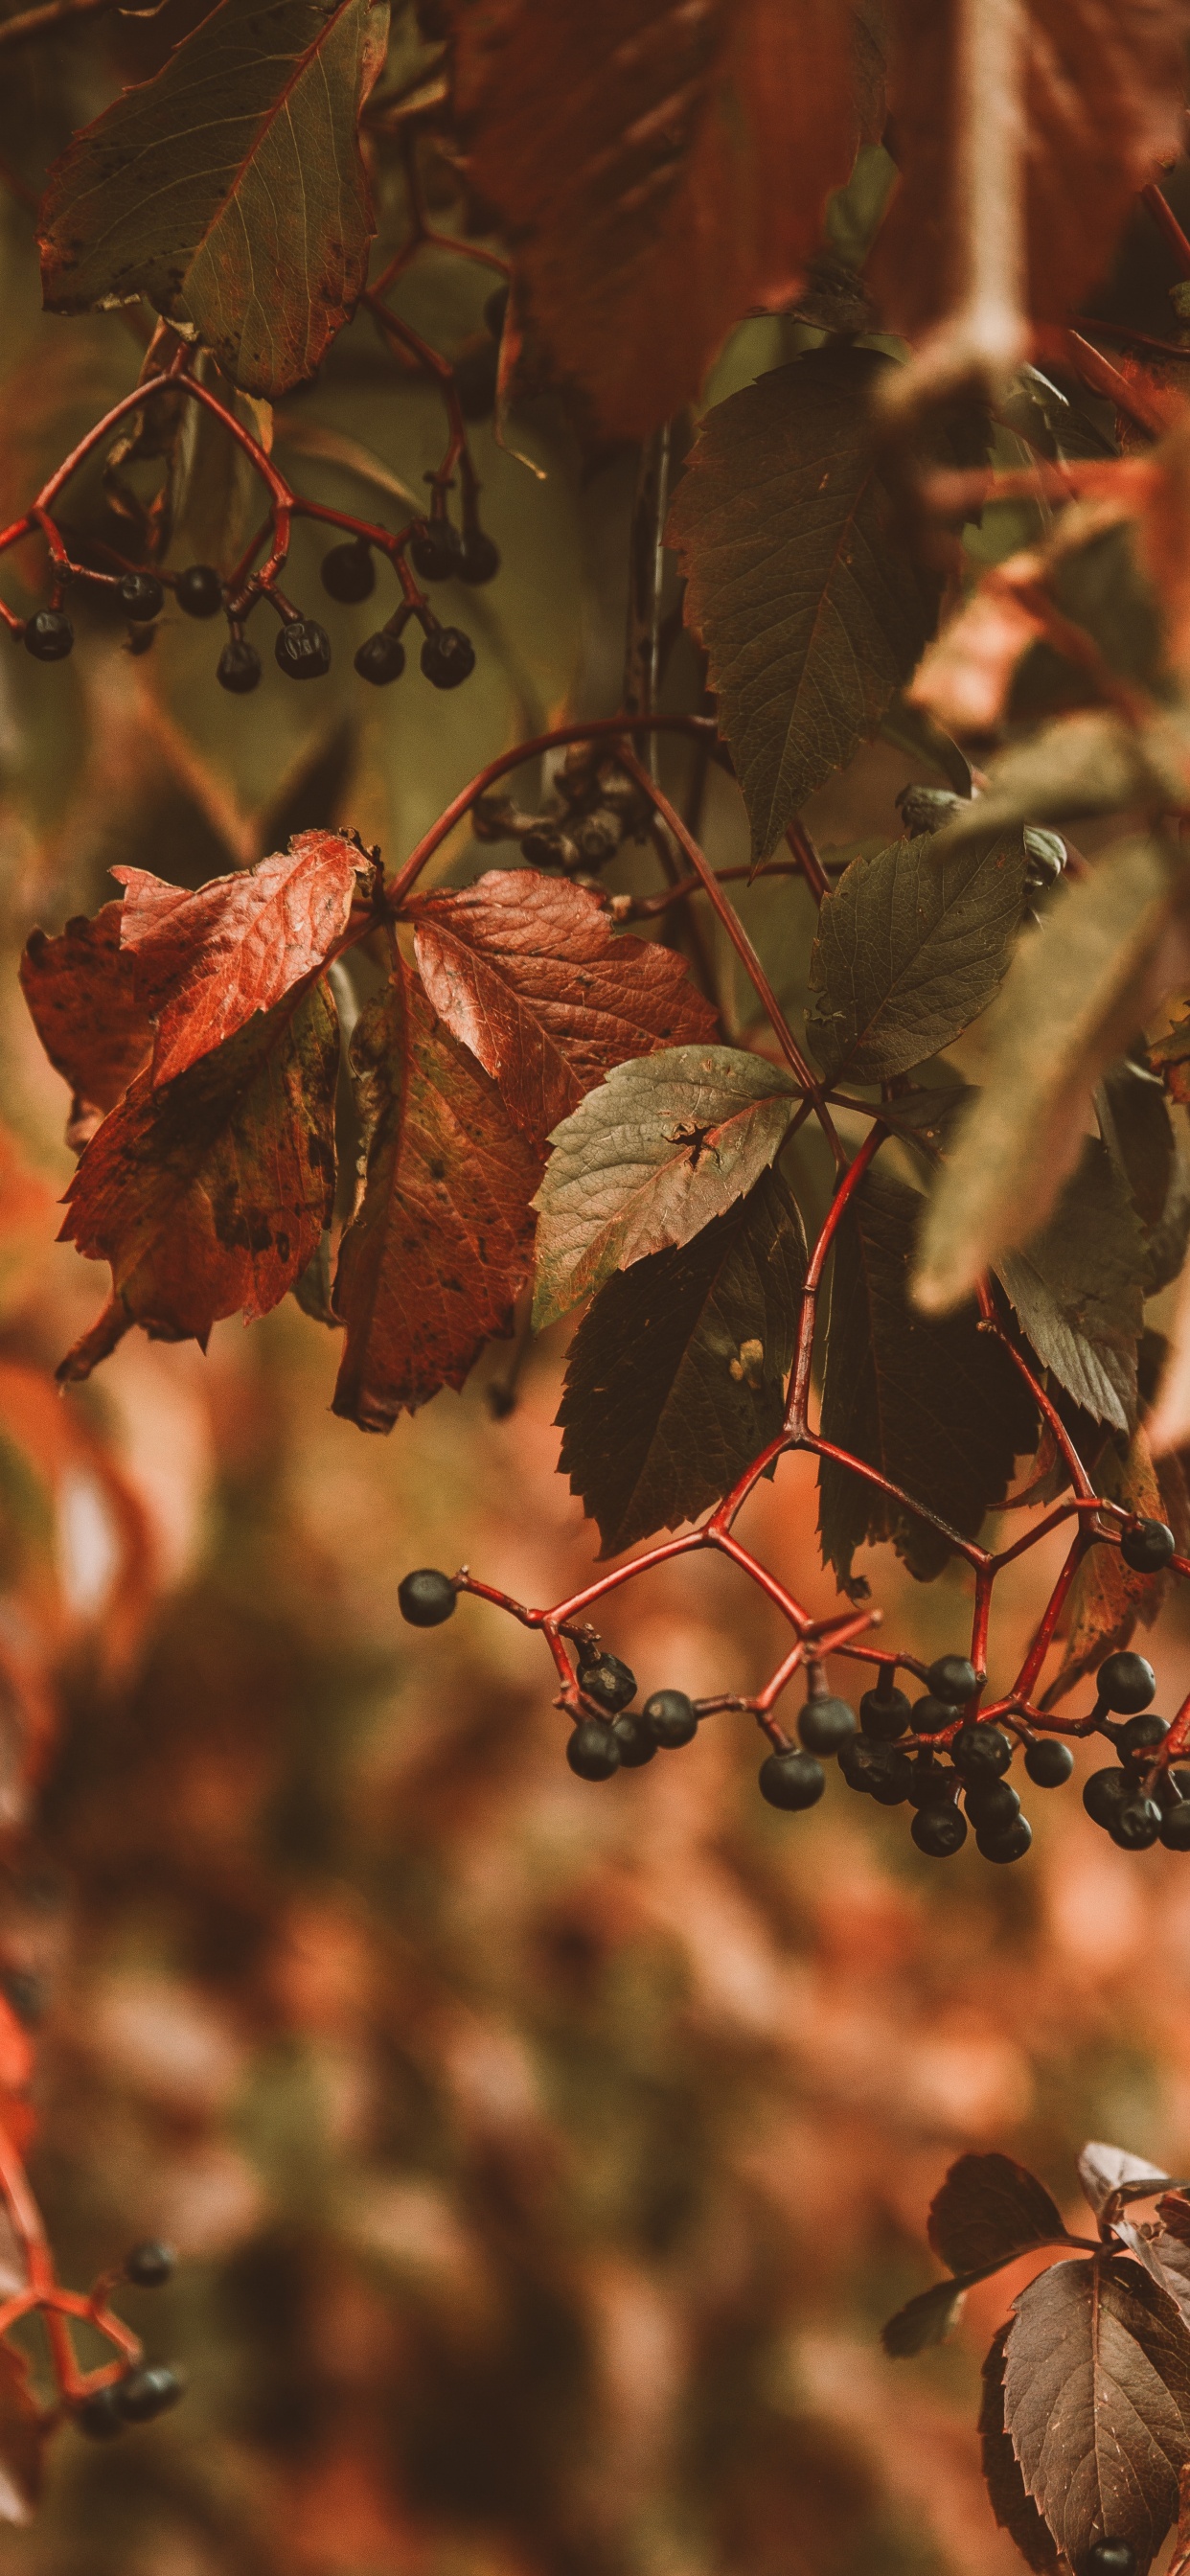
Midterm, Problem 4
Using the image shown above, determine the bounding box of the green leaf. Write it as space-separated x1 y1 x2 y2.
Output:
915 838 1190 1317
556 1170 807 1558
667 347 940 861
531 1046 799 1332
38 0 390 398
806 826 1027 1084
995 1140 1149 1432
818 1165 1037 1594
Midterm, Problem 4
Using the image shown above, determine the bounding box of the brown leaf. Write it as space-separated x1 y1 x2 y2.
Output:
0 2341 47 2525
979 2324 1061 2576
1003 2253 1190 2573
927 2151 1069 2278
1043 1431 1169 1704
410 868 716 1149
1080 2144 1179 2220
332 963 540 1432
452 0 866 438
19 903 152 1145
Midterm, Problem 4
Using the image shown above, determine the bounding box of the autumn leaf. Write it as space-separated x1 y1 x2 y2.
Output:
38 0 390 398
452 0 868 441
0 2343 47 2526
881 2275 975 2359
1002 2253 1190 2573
818 1164 1038 1594
19 902 152 1147
556 1170 806 1558
115 833 376 1086
531 1046 799 1333
979 2326 1061 2576
927 2152 1069 2278
1079 2143 1179 2220
1042 1431 1169 1705
806 824 1027 1084
410 868 717 1148
667 348 939 861
1099 1057 1176 1231
57 982 338 1382
332 963 540 1433
995 1140 1150 1433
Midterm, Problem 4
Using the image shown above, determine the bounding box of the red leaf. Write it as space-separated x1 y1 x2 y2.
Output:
57 982 339 1381
115 832 377 1086
332 962 540 1432
410 869 717 1146
1003 2252 1190 2573
20 903 152 1146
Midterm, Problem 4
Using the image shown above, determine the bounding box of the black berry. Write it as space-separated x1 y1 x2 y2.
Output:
964 1780 1020 1834
1119 1518 1176 1573
1160 1800 1190 1850
457 528 501 585
1097 1652 1156 1714
611 1713 656 1769
951 1724 1012 1780
484 284 509 340
217 638 261 694
1024 1737 1074 1787
1157 1767 1190 1811
867 1746 914 1806
125 2239 176 2288
859 1683 911 1740
114 2363 184 2425
911 1805 968 1857
398 1568 457 1627
1083 1766 1129 1827
421 625 475 689
275 617 331 679
566 1720 620 1782
927 1655 980 1705
1114 1713 1169 1756
175 564 223 617
410 523 463 582
906 1757 955 1809
320 540 376 603
24 608 73 661
1110 1796 1162 1851
117 569 164 621
797 1695 857 1756
355 630 405 685
758 1749 825 1812
643 1689 698 1749
581 1654 636 1714
912 1694 957 1736
1085 2542 1135 2576
453 341 499 420
975 1814 1033 1863
75 2384 125 2440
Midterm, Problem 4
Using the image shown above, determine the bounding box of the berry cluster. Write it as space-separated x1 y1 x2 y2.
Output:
73 2236 184 2439
470 739 654 880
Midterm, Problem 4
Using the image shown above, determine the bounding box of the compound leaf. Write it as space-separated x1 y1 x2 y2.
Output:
39 0 389 398
979 2325 1061 2576
1002 2253 1190 2574
807 824 1027 1083
927 2152 1069 2278
995 1140 1150 1433
556 1169 806 1558
20 902 151 1145
411 868 717 1149
668 348 940 860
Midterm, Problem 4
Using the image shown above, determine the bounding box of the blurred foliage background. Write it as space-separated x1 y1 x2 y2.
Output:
1 13 1190 2575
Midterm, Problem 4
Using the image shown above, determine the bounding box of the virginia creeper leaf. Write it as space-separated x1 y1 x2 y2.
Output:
20 902 152 1145
1117 2204 1190 2334
57 982 338 1382
410 868 717 1148
556 1169 806 1558
1042 1432 1169 1707
332 963 540 1433
38 0 390 398
668 348 939 860
1099 1059 1176 1232
806 825 1027 1083
995 1140 1150 1433
818 1165 1038 1594
1002 2254 1190 2574
115 832 376 1086
979 2325 1061 2576
881 2274 973 2359
927 2152 1068 2279
531 1046 799 1333
915 838 1190 1316
1080 2145 1179 2220
452 0 866 440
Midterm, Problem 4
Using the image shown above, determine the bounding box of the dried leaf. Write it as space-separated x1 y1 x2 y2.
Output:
668 348 938 861
20 902 152 1138
556 1170 806 1558
411 869 717 1149
332 964 540 1433
979 2325 1061 2576
995 1140 1150 1434
806 826 1027 1084
452 0 865 440
1043 1432 1169 1703
818 1164 1038 1594
531 1046 799 1333
927 2152 1068 2278
1002 2253 1190 2573
57 983 338 1380
1079 2143 1178 2220
38 0 390 398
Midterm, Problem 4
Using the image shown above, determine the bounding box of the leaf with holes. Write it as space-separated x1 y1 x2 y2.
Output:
1042 1430 1169 1706
1002 2253 1190 2573
556 1169 806 1558
532 1045 799 1333
927 2151 1069 2277
38 0 390 397
979 2325 1061 2576
411 868 717 1148
20 902 152 1148
332 963 540 1433
57 980 338 1382
667 347 940 860
995 1140 1150 1433
818 1164 1038 1595
806 825 1028 1083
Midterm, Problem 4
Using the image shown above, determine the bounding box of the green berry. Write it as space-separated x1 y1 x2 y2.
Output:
926 1655 980 1704
320 540 375 603
580 1654 636 1714
758 1749 824 1812
175 564 222 617
643 1690 698 1749
566 1720 620 1782
911 1805 967 1857
975 1814 1033 1863
797 1695 856 1756
1096 1652 1156 1714
1119 1519 1176 1573
398 1568 456 1627
859 1684 911 1741
1024 1738 1074 1787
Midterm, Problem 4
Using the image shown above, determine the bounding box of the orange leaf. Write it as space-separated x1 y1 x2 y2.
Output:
20 902 152 1147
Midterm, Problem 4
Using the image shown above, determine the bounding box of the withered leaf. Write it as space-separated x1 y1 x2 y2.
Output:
19 902 152 1142
57 982 338 1382
531 1046 799 1333
556 1170 806 1559
116 833 374 1087
668 348 939 860
806 826 1027 1084
411 868 717 1149
1042 1431 1169 1705
1002 2253 1190 2573
818 1165 1038 1594
927 2151 1069 2279
995 1140 1150 1433
979 2325 1061 2576
38 0 390 398
1079 2143 1179 2220
332 963 540 1433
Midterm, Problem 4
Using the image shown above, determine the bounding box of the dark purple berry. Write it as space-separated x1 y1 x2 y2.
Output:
611 1713 656 1769
975 1814 1033 1863
117 569 163 621
275 617 331 679
1096 1652 1156 1714
1024 1737 1074 1787
964 1780 1020 1834
398 1568 456 1627
457 528 500 585
566 1720 620 1782
912 1805 967 1857
75 2384 125 2439
410 523 463 582
926 1655 980 1704
1110 1796 1162 1851
1119 1518 1176 1573
581 1654 636 1714
797 1695 856 1756
758 1749 824 1812
217 638 261 694
24 608 73 661
1114 1713 1169 1757
114 2363 184 2425
1160 1800 1190 1850
906 1758 954 1809
643 1690 698 1749
1085 2542 1135 2576
1084 1766 1130 1827
175 564 222 618
951 1724 1012 1780
125 2240 176 2288
421 625 475 689
912 1694 957 1736
320 540 375 604
859 1682 911 1740
355 629 405 685
867 1747 914 1806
